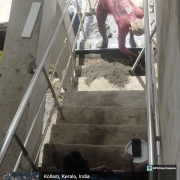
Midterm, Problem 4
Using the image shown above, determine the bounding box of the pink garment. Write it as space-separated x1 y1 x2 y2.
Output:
96 0 144 56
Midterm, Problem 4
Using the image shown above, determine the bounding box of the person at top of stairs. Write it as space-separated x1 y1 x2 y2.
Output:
96 0 144 61
52 149 148 180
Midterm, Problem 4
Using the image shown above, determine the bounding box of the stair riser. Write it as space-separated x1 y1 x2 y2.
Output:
57 106 147 125
63 91 146 107
68 77 146 91
42 144 126 170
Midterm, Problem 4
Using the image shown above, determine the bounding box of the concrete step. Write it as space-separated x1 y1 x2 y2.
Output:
68 77 146 91
63 91 146 107
57 106 147 125
50 124 147 145
42 144 126 170
76 53 132 67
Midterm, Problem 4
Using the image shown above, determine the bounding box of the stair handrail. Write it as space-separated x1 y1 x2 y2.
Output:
144 0 160 178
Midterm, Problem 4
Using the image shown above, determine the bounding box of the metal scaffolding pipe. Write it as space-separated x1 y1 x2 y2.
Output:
144 0 156 168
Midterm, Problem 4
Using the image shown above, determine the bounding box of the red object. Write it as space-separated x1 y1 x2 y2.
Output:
96 0 144 56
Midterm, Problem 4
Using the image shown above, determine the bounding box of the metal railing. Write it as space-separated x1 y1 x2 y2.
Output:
131 0 160 179
144 0 160 179
0 0 92 171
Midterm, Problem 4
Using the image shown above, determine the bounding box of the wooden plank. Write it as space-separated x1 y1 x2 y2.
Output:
21 2 41 38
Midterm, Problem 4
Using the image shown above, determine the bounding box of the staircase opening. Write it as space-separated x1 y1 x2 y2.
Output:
0 0 160 179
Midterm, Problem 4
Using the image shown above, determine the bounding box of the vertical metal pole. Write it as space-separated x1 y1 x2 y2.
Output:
75 0 85 38
13 134 37 171
144 0 156 169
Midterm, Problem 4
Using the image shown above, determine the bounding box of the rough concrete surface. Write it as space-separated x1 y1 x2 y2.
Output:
0 0 43 174
50 124 147 145
157 0 180 178
63 91 146 107
42 144 126 170
68 77 146 91
57 106 147 125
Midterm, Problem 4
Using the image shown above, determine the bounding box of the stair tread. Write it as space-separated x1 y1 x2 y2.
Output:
68 77 146 91
50 124 147 145
63 91 146 107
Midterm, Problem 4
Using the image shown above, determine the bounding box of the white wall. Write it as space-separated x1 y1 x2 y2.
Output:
0 0 43 174
24 0 75 169
0 0 75 173
157 0 180 179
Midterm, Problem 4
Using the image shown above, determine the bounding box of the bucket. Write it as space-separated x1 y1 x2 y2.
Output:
125 140 148 163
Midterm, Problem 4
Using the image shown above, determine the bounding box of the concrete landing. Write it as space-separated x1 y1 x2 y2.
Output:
63 91 146 107
57 106 147 125
42 144 126 170
68 77 146 91
50 124 147 145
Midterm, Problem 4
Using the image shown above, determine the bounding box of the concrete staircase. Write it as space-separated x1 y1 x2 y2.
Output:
42 55 147 170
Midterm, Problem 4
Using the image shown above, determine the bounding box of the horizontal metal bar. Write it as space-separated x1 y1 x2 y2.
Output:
75 48 143 54
0 0 72 167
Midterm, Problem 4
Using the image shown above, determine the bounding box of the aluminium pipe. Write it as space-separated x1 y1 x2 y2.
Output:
144 0 156 168
0 0 72 167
